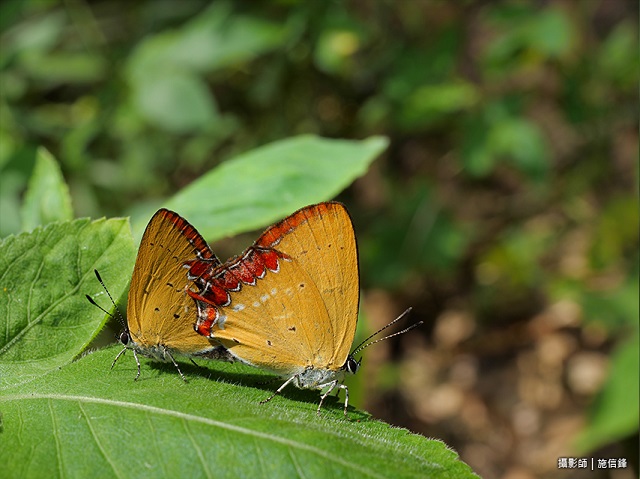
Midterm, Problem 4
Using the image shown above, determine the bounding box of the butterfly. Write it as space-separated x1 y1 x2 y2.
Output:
185 202 420 415
88 208 231 381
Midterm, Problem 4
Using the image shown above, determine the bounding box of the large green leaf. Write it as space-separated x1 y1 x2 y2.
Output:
0 347 479 479
151 135 387 242
0 217 135 388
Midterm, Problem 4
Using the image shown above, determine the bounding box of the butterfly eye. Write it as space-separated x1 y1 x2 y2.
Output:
118 331 130 345
345 356 360 374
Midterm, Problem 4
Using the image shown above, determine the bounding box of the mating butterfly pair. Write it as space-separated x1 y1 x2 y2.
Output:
89 202 418 415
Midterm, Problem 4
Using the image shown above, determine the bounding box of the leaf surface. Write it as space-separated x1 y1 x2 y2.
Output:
1 347 479 479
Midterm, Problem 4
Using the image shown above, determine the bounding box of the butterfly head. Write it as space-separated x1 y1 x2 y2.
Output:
343 355 361 375
117 329 131 347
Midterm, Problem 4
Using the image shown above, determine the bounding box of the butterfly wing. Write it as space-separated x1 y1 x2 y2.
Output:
256 202 359 365
213 252 331 375
128 208 221 355
191 202 359 375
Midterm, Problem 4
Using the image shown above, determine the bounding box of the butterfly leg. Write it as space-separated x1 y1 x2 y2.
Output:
132 349 142 381
111 346 127 370
164 349 187 382
317 380 337 415
340 384 349 416
260 375 297 405
318 381 349 416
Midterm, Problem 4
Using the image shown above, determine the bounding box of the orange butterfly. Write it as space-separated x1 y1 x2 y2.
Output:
88 209 230 380
186 202 419 414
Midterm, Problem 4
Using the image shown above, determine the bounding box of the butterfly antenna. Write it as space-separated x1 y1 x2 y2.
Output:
351 308 422 356
86 269 128 332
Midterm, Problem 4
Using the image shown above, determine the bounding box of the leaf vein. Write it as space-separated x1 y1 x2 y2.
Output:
182 418 212 479
78 402 124 479
48 399 64 478
289 447 306 479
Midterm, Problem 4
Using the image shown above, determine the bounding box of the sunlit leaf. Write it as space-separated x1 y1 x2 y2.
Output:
0 217 134 388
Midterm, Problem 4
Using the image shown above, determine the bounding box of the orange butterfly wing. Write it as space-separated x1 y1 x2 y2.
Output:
128 209 221 355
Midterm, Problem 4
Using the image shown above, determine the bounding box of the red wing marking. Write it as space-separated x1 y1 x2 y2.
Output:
185 258 215 278
255 204 322 248
259 249 281 271
191 298 218 337
230 256 257 285
188 283 230 307
185 247 290 333
159 209 219 263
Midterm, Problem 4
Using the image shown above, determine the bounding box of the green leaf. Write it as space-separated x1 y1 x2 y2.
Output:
20 51 107 84
526 8 574 58
574 333 640 453
132 70 218 133
597 21 639 87
181 2 287 71
21 147 74 230
0 347 479 479
134 135 387 241
401 81 479 127
1 11 66 59
0 217 135 389
128 2 286 76
461 110 549 181
489 118 549 180
482 5 574 70
126 2 286 133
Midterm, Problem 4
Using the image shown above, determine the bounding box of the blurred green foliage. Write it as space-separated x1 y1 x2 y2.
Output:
1 0 637 462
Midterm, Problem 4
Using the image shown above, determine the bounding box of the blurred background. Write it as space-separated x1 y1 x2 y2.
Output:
1 1 637 478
